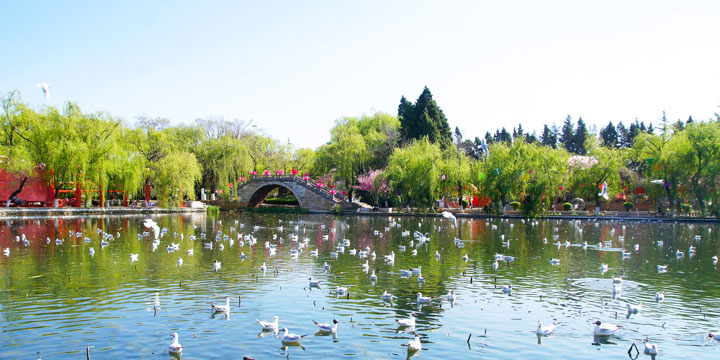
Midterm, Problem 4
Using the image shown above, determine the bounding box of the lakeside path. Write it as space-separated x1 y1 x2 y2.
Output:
337 209 720 223
0 206 205 219
0 206 716 224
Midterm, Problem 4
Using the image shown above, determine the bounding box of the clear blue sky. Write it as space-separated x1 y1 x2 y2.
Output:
2 0 719 149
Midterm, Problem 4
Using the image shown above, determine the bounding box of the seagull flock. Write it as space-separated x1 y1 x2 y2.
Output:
2 215 719 358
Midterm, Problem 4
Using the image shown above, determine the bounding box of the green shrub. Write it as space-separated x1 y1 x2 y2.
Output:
623 202 634 212
510 201 521 210
206 205 220 215
562 202 572 211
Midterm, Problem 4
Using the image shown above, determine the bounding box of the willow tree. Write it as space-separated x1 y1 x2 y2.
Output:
439 147 472 208
673 121 720 216
479 139 535 214
632 123 685 216
568 137 626 213
385 137 443 210
196 135 251 200
0 91 35 205
153 151 201 207
520 143 568 217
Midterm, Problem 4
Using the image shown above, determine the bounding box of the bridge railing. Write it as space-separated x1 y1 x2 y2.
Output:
238 175 348 202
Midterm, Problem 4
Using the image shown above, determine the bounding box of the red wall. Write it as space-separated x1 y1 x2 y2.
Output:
0 169 54 205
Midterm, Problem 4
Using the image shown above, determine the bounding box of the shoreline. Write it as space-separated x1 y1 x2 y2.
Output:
0 206 717 224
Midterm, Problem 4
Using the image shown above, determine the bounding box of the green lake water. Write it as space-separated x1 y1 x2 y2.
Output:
1 213 719 359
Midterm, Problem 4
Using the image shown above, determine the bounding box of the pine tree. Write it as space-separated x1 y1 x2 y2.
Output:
616 122 629 148
499 127 512 143
397 87 452 148
485 131 493 144
647 122 654 134
516 124 524 139
525 132 538 143
574 117 588 154
541 124 556 148
398 96 415 141
628 121 640 147
599 121 618 148
560 115 575 152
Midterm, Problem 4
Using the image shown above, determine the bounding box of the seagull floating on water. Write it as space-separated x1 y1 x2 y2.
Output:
130 253 139 262
382 289 394 301
313 319 339 333
642 338 658 355
626 302 642 314
407 332 422 351
308 277 320 287
593 321 621 336
256 316 280 331
169 332 182 354
396 312 416 327
280 328 307 344
211 297 231 313
536 321 556 335
213 260 221 271
655 291 665 302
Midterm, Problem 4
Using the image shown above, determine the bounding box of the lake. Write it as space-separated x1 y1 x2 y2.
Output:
1 213 719 359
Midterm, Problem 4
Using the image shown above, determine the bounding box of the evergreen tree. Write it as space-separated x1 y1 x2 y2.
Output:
599 121 618 148
647 122 654 134
616 122 629 148
398 96 415 140
493 129 501 143
454 126 463 147
516 124 524 139
686 115 694 125
499 127 512 144
628 121 640 147
525 131 538 143
574 117 588 154
397 87 452 148
484 131 493 144
540 124 557 148
673 120 685 132
559 115 575 152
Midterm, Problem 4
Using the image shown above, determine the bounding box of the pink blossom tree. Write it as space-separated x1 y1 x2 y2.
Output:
353 169 390 207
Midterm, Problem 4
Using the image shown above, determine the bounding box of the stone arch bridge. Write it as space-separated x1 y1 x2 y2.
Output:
234 175 354 212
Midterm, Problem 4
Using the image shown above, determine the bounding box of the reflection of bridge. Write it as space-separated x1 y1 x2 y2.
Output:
236 175 354 212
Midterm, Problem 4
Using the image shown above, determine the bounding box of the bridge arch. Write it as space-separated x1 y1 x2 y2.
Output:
246 183 305 208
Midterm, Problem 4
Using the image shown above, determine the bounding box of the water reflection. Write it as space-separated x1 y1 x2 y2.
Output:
0 214 719 359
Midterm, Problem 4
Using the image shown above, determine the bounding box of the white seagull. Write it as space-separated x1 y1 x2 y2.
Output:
130 253 139 262
313 319 339 333
177 257 183 267
593 321 621 336
396 312 416 327
281 328 307 344
416 292 432 303
441 211 457 227
382 289 394 301
211 297 231 313
407 332 422 351
256 316 280 331
213 260 221 271
643 338 658 355
169 332 182 354
536 321 557 335
626 302 642 314
655 291 665 302
143 219 160 240
36 83 50 101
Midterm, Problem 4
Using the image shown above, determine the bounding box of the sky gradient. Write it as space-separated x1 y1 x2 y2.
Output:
2 0 719 148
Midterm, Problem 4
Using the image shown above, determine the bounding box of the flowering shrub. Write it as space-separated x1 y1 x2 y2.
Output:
568 155 598 169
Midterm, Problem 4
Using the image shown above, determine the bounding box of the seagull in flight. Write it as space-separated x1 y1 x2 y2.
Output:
36 83 50 101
